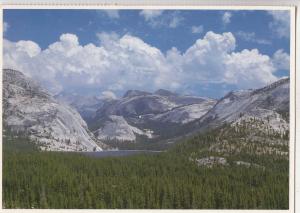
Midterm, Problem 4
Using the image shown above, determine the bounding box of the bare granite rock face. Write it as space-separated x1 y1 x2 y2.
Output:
95 115 153 142
191 157 265 169
235 161 265 170
198 78 289 136
193 156 228 168
3 69 105 151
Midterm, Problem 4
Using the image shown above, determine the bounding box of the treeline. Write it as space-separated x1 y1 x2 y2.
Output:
2 125 289 209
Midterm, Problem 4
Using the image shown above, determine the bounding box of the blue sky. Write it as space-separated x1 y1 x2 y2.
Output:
3 9 290 98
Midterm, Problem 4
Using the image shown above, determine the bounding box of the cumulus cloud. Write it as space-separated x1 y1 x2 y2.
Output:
268 10 290 39
191 25 204 34
236 31 271 45
272 49 290 70
3 31 288 97
16 40 41 57
139 10 163 21
139 10 184 29
96 31 120 47
222 12 232 25
225 49 277 88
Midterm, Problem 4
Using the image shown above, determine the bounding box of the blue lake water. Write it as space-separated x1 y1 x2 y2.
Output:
81 150 164 158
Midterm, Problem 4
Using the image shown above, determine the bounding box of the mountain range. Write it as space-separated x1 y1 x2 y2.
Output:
3 68 290 151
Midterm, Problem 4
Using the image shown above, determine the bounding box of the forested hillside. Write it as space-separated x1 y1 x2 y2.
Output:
3 122 289 209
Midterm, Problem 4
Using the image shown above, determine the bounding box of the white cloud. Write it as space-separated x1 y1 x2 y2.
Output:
225 49 277 87
16 40 41 57
139 10 163 21
3 31 286 97
236 31 271 45
191 25 204 34
103 10 120 19
222 12 232 25
267 10 290 39
3 22 9 33
96 31 120 47
101 91 117 100
59 33 79 45
272 49 290 70
181 32 236 83
139 10 184 29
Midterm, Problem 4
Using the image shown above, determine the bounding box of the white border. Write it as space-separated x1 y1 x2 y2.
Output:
0 3 297 213
289 6 296 213
0 0 299 6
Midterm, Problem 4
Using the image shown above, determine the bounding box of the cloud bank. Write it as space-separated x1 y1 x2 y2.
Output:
3 31 289 97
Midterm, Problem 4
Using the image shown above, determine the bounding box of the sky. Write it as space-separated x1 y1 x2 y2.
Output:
3 9 290 98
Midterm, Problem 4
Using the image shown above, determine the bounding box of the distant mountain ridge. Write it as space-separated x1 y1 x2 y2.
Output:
90 78 289 146
3 68 290 150
154 89 178 97
55 91 104 121
89 88 216 143
123 90 152 98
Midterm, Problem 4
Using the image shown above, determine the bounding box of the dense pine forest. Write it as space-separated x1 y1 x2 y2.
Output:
3 123 289 209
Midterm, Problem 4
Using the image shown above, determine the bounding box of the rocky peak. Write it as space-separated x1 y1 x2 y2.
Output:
123 90 152 98
154 89 178 97
3 69 50 99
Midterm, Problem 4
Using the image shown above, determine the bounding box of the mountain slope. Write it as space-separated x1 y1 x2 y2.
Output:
3 69 105 151
197 78 289 135
90 89 216 144
150 100 216 124
55 91 104 121
95 89 213 119
95 115 153 142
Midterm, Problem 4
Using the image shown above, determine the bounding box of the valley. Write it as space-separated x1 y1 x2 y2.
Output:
2 68 290 209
